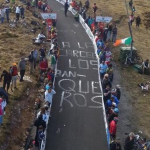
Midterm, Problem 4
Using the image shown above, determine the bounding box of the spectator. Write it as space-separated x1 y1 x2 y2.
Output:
106 64 113 82
109 117 118 139
85 0 90 9
0 6 5 24
2 96 7 116
124 132 135 150
129 0 133 10
33 48 38 69
5 4 10 22
115 85 121 100
64 0 69 17
37 107 48 123
129 14 134 26
136 16 141 27
51 55 56 71
108 108 119 123
93 3 97 15
38 125 45 148
103 85 111 104
0 98 3 130
112 25 117 43
103 27 108 42
19 57 26 82
102 74 112 90
34 115 46 147
28 51 34 74
105 96 116 110
105 49 112 63
0 88 9 103
15 5 21 21
39 58 48 74
99 61 108 79
107 24 113 41
39 46 46 61
110 137 122 150
10 63 18 91
132 6 136 14
20 5 25 19
1 70 12 92
45 87 56 106
142 59 149 74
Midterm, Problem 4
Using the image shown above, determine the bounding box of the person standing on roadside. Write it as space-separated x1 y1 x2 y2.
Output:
112 25 117 43
39 58 48 74
124 132 135 150
0 6 5 24
15 5 20 21
99 61 108 79
110 137 122 150
28 51 34 74
136 16 141 27
64 0 69 17
5 4 10 23
0 70 12 92
33 48 38 69
39 46 46 62
18 57 26 82
20 5 25 19
109 117 118 139
93 3 97 16
107 23 113 41
115 85 121 100
10 63 18 91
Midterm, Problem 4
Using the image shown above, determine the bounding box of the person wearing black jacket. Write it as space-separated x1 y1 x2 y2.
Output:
110 137 122 150
34 114 46 147
124 132 135 150
1 70 12 92
64 0 69 17
115 85 121 100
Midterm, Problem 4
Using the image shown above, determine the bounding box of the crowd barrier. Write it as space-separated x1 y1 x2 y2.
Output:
41 1 110 149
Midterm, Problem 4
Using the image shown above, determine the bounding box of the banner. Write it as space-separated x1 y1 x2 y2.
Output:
41 13 57 19
96 16 112 23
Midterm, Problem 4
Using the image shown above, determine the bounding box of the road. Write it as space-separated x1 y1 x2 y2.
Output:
45 1 108 150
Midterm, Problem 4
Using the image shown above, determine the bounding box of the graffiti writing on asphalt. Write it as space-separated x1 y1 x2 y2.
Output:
57 42 102 109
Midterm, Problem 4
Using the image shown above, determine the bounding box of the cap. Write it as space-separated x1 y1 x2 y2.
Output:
13 63 17 66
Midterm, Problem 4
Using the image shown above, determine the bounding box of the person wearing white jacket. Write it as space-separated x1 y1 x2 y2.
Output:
44 88 56 105
15 5 20 21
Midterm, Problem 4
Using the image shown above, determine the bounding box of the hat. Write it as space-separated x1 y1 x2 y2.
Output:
116 85 121 89
13 63 17 66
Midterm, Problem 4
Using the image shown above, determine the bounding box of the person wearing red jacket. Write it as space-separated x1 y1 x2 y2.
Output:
109 117 118 139
39 58 48 74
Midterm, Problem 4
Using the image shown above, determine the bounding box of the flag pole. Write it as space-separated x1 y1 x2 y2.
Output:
124 0 133 57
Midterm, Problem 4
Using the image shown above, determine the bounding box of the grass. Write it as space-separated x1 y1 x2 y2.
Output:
77 0 150 138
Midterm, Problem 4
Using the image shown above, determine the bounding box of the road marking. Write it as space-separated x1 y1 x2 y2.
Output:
77 74 86 77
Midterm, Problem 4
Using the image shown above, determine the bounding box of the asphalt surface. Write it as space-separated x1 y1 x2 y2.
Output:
45 1 108 150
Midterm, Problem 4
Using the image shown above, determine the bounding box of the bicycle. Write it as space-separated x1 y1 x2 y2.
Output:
124 52 143 66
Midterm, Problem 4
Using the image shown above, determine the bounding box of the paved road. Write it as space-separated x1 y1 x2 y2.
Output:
45 1 108 150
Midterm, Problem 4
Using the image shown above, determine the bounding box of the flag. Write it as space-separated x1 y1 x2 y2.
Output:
113 37 132 46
